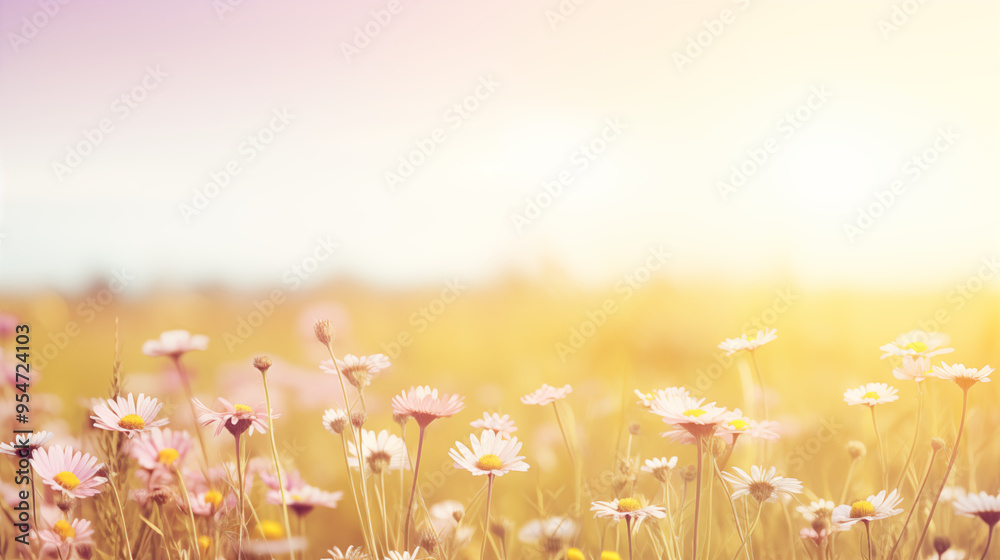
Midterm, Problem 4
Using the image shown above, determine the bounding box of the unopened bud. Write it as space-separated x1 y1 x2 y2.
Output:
933 536 951 555
681 465 697 482
417 530 438 554
846 441 866 460
314 320 335 345
252 355 273 373
628 423 641 435
931 437 945 451
351 411 367 429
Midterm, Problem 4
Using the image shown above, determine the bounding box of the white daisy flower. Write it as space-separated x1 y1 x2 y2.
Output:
932 363 994 390
721 465 803 503
635 387 690 409
797 499 836 522
718 328 777 355
0 431 53 458
449 430 529 477
518 516 578 548
843 383 899 406
953 490 1000 526
470 412 517 438
347 429 409 478
893 356 933 382
641 457 678 482
648 393 731 438
831 489 904 529
385 548 420 560
880 330 953 359
591 498 666 526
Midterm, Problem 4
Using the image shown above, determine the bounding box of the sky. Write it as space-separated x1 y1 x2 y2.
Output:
0 0 998 294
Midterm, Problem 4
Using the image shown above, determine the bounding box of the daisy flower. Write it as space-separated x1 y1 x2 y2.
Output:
800 527 832 547
347 429 409 477
518 516 578 551
267 483 343 516
641 457 678 483
430 500 466 524
320 353 391 390
130 428 192 471
322 407 349 435
717 410 780 444
843 383 899 406
832 489 904 529
183 488 233 517
880 330 953 359
953 490 1000 527
385 549 421 560
35 518 94 558
324 546 369 560
932 363 994 390
449 430 529 476
521 384 572 406
91 393 169 438
893 356 933 382
721 465 803 503
635 387 690 409
391 386 465 427
142 330 208 358
0 430 53 458
718 328 777 355
797 499 836 522
193 397 274 437
470 412 517 437
648 393 730 438
591 498 666 523
30 445 107 499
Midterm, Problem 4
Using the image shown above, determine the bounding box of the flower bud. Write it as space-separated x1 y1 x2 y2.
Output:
933 536 951 555
314 320 335 345
931 437 946 451
846 440 866 460
252 355 273 374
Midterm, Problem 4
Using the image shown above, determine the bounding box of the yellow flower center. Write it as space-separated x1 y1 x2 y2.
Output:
850 500 875 518
157 448 179 465
204 490 223 508
234 404 253 414
683 409 707 418
476 454 503 471
567 548 586 560
905 341 928 352
616 498 641 512
862 391 880 400
54 471 81 490
198 536 212 555
729 419 750 431
53 519 75 540
258 519 284 540
118 414 146 430
601 552 622 560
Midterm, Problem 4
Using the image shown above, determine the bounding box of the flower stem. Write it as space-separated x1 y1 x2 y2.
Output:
234 433 246 560
626 516 634 560
888 447 940 560
260 371 295 560
729 501 762 560
175 465 201 560
339 434 376 556
865 520 874 560
481 474 495 560
911 388 970 560
870 405 888 490
172 355 211 471
108 474 136 560
749 350 769 420
403 424 427 550
893 387 924 491
981 524 996 560
693 434 704 560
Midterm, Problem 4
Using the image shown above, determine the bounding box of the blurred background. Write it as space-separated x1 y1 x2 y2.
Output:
1 0 999 556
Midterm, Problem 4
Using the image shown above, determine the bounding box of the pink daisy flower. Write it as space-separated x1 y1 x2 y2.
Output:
0 430 53 459
648 392 730 438
182 488 234 518
449 430 529 477
130 428 192 471
35 518 94 558
142 330 209 358
521 384 572 406
30 445 107 499
320 353 391 390
391 386 465 427
470 412 517 438
91 393 169 438
192 397 275 437
267 483 343 516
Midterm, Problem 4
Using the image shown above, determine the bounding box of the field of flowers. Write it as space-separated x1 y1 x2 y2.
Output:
1 282 999 560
